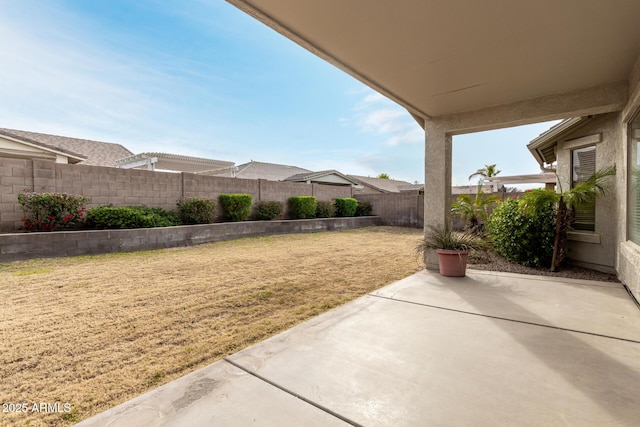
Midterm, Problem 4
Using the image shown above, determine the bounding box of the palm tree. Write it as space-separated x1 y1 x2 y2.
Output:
519 165 616 271
451 189 498 234
468 164 501 185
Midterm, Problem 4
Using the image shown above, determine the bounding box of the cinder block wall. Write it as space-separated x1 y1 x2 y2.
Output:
0 159 368 231
355 193 424 228
0 158 34 229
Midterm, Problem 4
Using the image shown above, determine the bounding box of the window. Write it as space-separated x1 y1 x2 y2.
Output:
630 113 640 245
571 145 596 231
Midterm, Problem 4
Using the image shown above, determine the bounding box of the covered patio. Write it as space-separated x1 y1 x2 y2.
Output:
76 269 640 426
72 2 640 424
225 0 640 291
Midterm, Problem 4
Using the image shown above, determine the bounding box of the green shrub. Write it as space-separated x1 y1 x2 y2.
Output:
355 200 373 216
255 200 283 220
86 205 178 229
17 191 90 232
288 196 317 219
486 197 556 267
315 200 335 218
176 197 217 224
219 194 252 222
334 198 358 217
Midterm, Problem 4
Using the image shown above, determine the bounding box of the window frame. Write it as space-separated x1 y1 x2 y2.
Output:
570 145 597 232
628 112 640 245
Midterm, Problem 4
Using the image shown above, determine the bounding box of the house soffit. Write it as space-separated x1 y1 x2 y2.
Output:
0 132 86 162
526 117 593 165
228 0 640 119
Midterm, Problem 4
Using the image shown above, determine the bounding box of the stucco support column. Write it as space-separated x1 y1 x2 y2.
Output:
424 119 452 269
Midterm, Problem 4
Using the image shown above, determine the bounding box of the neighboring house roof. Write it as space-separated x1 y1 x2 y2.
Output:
116 152 234 173
285 170 361 186
397 183 424 192
0 128 133 167
221 161 313 181
527 117 591 166
348 175 417 193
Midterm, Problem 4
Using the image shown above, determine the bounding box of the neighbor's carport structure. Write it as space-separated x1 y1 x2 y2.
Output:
227 0 640 269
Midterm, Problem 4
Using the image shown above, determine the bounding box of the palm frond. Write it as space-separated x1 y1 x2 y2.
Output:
416 224 488 254
564 165 616 209
518 189 560 215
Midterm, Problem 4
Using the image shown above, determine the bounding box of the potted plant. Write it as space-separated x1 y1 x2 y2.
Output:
416 224 487 277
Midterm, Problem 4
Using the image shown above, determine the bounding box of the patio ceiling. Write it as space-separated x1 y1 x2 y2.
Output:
228 0 640 120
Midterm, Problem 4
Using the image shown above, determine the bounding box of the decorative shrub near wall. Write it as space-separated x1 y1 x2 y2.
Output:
219 194 253 222
177 197 217 224
17 192 90 232
288 196 317 219
315 200 336 218
255 200 283 220
355 200 373 216
86 206 179 229
486 197 556 267
334 198 358 217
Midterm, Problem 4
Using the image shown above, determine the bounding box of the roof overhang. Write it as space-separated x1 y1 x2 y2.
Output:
116 152 234 173
285 170 361 186
228 1 640 128
0 133 86 163
526 117 592 166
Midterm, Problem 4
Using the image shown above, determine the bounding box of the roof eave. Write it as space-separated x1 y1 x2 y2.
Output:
0 132 87 162
526 117 591 166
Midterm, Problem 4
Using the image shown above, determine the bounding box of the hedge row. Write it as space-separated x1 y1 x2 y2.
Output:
288 197 371 220
17 192 373 231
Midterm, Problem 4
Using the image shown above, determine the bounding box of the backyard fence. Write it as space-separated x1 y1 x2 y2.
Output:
0 157 526 232
0 158 353 232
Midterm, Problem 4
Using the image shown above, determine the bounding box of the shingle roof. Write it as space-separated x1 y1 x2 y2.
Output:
348 175 416 193
230 161 312 181
284 170 359 185
0 128 134 167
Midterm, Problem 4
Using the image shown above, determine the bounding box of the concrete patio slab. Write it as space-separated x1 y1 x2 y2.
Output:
73 357 349 427
373 269 640 342
75 270 640 426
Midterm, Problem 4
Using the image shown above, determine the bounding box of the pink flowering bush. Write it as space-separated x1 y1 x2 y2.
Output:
17 192 90 232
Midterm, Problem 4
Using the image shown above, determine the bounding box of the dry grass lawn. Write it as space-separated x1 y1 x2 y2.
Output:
0 226 423 426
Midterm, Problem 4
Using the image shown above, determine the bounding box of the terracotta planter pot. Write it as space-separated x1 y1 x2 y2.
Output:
436 249 469 277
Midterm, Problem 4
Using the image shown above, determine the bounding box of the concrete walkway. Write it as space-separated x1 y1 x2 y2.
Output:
75 270 640 426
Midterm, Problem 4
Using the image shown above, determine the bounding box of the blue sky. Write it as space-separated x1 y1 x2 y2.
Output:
0 0 557 186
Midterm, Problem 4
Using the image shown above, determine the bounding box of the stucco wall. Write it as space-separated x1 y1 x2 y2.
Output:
618 55 640 300
554 113 620 272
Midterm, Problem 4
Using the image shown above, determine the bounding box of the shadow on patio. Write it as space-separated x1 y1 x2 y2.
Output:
76 269 640 426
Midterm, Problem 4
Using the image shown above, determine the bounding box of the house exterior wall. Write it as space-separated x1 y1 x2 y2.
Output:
0 136 69 163
554 113 619 272
618 55 640 300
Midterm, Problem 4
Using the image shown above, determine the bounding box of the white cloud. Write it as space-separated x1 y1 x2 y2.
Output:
349 90 423 146
0 3 232 159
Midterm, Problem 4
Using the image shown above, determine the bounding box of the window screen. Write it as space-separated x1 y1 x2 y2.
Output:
571 146 596 231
